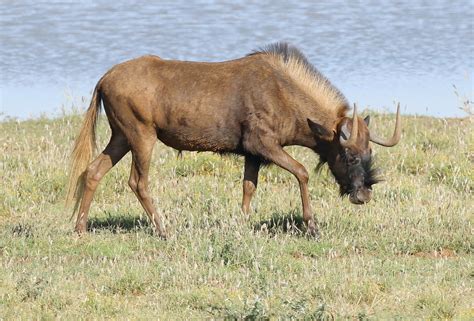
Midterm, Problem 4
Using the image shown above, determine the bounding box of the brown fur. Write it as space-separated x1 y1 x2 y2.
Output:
66 43 394 238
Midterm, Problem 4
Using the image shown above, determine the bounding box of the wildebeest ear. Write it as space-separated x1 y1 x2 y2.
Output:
364 115 370 126
307 119 333 140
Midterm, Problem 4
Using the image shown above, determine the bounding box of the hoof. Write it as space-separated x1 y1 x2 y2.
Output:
159 232 168 240
154 228 168 240
74 221 87 234
306 222 320 239
74 226 86 235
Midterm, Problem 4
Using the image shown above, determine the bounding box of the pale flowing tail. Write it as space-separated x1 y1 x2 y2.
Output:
65 82 102 210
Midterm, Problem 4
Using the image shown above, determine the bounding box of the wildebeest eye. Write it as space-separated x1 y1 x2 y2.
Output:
344 152 360 166
349 157 361 165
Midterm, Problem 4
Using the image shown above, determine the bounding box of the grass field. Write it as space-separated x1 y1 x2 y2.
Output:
0 108 473 319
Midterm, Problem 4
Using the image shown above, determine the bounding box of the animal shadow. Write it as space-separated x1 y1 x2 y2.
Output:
87 213 150 233
254 210 307 236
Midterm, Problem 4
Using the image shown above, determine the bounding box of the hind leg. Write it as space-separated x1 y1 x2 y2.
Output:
128 137 167 238
75 134 129 233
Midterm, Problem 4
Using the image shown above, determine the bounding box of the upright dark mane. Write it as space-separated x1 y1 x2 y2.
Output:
249 42 317 74
249 42 348 118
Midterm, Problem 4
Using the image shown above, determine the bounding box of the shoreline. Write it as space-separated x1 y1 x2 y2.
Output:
1 74 472 120
1 104 472 124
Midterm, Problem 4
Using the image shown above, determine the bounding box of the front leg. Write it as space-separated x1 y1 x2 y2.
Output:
242 155 261 215
260 146 319 237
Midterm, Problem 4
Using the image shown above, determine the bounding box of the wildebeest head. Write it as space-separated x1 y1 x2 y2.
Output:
309 104 401 204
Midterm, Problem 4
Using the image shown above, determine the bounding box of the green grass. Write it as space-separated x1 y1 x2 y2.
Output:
0 111 473 319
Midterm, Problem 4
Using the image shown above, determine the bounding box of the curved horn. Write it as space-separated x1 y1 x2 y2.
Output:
340 103 359 148
369 103 401 147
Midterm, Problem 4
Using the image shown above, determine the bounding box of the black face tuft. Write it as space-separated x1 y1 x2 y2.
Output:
335 153 381 196
360 156 381 188
314 141 381 197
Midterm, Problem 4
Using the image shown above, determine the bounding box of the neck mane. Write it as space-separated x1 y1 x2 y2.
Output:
249 42 349 127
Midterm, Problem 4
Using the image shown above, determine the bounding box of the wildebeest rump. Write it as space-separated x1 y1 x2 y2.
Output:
66 43 400 238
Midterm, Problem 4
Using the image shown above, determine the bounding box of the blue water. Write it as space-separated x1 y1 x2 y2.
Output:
1 1 473 119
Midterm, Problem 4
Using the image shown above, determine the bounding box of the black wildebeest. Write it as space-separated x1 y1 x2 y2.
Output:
66 43 400 238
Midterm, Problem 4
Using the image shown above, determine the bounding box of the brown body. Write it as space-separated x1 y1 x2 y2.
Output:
66 43 400 238
101 54 340 153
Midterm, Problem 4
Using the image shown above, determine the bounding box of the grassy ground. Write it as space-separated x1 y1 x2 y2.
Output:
0 109 473 320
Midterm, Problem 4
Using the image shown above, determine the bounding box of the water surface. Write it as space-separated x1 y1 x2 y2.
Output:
1 1 473 118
